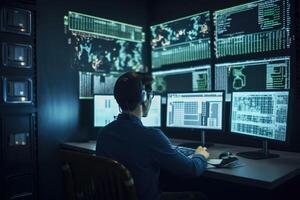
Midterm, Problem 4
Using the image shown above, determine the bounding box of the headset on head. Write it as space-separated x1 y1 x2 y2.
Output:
141 89 147 104
116 72 153 111
138 76 152 105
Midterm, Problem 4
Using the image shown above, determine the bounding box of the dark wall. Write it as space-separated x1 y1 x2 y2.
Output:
36 0 148 199
149 0 300 152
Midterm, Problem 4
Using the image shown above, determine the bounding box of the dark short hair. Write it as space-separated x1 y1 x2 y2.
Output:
114 72 153 111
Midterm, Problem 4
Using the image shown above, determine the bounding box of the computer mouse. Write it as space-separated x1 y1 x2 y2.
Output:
219 151 233 159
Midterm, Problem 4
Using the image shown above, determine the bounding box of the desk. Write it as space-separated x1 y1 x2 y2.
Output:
61 139 300 190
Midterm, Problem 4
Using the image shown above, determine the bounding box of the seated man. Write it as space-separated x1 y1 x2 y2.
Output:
96 72 209 200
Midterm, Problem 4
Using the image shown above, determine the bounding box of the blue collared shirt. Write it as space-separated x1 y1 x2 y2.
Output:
96 113 207 200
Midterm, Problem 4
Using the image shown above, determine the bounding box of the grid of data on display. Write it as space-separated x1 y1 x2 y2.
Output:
65 12 145 73
215 57 290 101
215 0 291 58
94 95 161 127
151 11 211 69
79 71 93 98
79 72 119 99
167 93 223 129
231 91 289 141
93 74 118 95
94 95 120 126
65 11 146 100
152 66 211 94
142 96 161 127
66 11 145 42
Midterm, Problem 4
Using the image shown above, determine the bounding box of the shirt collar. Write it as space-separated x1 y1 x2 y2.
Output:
117 113 143 126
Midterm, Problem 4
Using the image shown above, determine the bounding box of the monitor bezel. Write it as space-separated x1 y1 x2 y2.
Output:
165 90 225 131
230 90 290 143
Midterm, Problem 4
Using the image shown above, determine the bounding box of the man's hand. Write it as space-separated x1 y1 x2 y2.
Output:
194 146 209 159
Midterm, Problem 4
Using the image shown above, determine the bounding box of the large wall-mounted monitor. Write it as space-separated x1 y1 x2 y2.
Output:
151 11 211 70
152 65 211 94
64 11 145 99
166 92 224 130
214 0 291 58
215 57 290 101
94 95 161 127
231 91 289 159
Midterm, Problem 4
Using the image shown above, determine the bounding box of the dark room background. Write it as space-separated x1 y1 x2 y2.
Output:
37 0 299 199
0 0 298 200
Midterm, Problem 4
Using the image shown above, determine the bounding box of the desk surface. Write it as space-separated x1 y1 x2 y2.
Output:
61 139 300 190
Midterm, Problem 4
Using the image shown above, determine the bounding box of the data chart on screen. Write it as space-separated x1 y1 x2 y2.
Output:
215 0 291 58
151 11 211 69
167 92 223 130
141 95 161 127
231 91 289 141
152 65 211 94
64 11 145 99
94 95 119 127
94 95 161 127
215 57 290 101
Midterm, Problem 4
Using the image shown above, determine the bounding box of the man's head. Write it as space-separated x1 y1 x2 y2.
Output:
114 72 153 117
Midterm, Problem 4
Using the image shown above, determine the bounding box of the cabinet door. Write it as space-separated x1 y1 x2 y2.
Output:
5 174 35 200
2 113 36 175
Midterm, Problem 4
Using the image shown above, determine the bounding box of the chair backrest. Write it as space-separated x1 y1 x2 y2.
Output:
60 149 138 200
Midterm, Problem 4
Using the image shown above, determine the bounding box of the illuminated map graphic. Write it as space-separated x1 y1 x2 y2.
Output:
64 11 145 99
151 11 211 69
71 35 143 73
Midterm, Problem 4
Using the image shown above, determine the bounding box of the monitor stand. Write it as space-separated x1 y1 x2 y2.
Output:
236 140 279 160
179 131 214 149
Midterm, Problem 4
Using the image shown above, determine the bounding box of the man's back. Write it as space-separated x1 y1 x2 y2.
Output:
96 113 207 200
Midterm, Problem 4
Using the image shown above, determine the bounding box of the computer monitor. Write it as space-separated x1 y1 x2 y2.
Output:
215 57 290 101
94 95 161 127
64 11 145 99
214 0 291 58
152 65 211 94
166 92 224 147
151 11 211 70
231 91 289 159
142 95 161 127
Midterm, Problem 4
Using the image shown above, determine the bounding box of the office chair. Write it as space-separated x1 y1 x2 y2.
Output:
60 149 138 200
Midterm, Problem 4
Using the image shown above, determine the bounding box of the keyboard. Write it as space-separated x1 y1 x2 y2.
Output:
175 146 195 156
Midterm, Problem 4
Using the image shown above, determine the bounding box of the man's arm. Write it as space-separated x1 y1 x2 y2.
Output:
149 129 209 177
